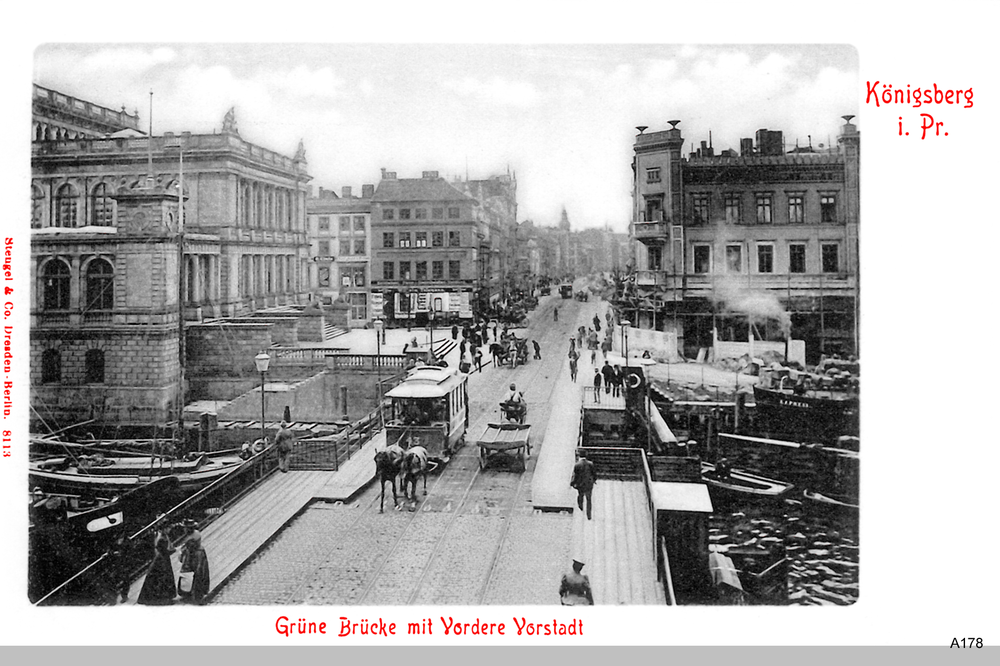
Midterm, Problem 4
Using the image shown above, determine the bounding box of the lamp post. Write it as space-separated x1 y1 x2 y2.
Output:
254 351 271 445
622 319 631 368
374 319 384 426
429 309 436 349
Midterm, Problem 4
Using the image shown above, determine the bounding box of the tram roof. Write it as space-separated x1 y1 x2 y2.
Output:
386 366 465 398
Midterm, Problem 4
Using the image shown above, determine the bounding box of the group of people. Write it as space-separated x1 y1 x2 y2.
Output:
135 525 210 605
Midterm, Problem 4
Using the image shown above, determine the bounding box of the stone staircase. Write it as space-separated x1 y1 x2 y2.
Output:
323 322 348 341
572 479 665 605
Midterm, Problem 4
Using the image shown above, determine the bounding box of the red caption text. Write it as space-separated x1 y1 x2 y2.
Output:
866 81 974 139
3 237 11 460
274 615 584 639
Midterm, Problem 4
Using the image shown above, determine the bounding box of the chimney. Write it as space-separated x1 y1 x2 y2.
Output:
422 170 439 179
362 184 374 198
342 186 352 198
740 138 753 156
380 168 387 179
317 186 324 198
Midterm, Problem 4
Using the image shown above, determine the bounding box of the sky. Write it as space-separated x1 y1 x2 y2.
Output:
33 44 857 233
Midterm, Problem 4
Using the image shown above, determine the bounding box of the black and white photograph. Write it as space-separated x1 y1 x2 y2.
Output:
25 42 859 609
3 4 998 649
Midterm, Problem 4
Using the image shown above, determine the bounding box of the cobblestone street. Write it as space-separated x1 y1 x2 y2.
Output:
212 295 597 605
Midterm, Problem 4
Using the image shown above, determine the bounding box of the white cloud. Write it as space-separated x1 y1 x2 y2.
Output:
80 46 176 73
441 76 539 108
266 65 343 99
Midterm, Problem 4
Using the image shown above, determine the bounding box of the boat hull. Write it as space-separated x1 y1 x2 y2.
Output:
28 454 245 496
753 385 859 440
701 463 795 506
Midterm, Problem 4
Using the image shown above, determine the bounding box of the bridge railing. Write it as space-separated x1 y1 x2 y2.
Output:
292 408 383 471
659 536 678 605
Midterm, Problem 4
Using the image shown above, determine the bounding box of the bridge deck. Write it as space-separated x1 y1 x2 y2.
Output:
571 480 664 605
127 435 381 603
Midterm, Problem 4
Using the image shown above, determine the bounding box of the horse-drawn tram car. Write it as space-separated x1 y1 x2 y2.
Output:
384 366 469 464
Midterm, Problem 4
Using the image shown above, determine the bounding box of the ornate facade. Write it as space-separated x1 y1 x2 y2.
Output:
629 117 859 362
30 85 311 431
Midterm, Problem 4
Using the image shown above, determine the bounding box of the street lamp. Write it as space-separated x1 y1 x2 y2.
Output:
254 351 271 445
429 309 436 349
621 320 631 368
374 319 384 426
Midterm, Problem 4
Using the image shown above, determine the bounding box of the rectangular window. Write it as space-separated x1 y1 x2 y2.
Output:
432 260 444 280
449 260 461 279
383 232 394 248
399 232 411 248
433 207 444 219
318 216 330 231
339 240 351 256
415 261 427 280
415 231 427 248
787 194 804 224
646 167 661 183
432 231 444 247
399 261 412 280
726 244 742 273
724 194 742 225
382 208 394 220
354 267 366 287
348 292 367 320
755 193 773 224
821 194 837 223
644 197 662 222
449 231 461 247
693 245 711 274
757 244 774 273
339 216 351 232
353 216 365 231
342 266 366 287
318 240 330 256
647 246 662 271
691 193 710 225
354 239 365 255
415 208 427 220
789 243 806 273
383 262 394 280
822 243 839 273
399 208 411 220
448 207 460 219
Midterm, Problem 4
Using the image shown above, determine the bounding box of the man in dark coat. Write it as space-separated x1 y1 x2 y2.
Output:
532 339 541 360
601 361 615 394
592 369 602 403
570 454 597 520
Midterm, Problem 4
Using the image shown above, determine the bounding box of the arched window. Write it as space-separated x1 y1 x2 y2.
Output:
31 185 44 228
42 349 61 384
85 258 114 310
85 349 105 384
55 183 78 228
91 183 114 226
42 260 70 310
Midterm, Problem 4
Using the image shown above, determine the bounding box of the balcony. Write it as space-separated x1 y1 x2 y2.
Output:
633 221 669 243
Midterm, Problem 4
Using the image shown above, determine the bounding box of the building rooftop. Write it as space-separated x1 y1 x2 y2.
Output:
372 177 477 204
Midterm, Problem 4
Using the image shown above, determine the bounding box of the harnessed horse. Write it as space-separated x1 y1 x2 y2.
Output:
374 444 406 512
401 445 429 502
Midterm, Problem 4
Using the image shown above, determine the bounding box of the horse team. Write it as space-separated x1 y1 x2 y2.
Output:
374 444 430 512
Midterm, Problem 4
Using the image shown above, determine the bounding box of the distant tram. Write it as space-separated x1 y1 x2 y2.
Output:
384 366 469 463
559 283 574 299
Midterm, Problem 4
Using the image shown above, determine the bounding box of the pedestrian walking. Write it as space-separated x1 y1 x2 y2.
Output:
592 369 602 403
560 559 595 605
474 346 483 373
569 337 576 356
569 355 578 382
275 420 294 473
177 530 210 605
553 307 559 322
601 361 614 394
451 325 459 340
459 339 467 359
137 528 176 605
612 365 623 398
570 452 597 520
532 339 541 360
577 326 584 348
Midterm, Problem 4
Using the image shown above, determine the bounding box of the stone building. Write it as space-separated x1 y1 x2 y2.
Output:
369 171 480 325
629 116 859 362
306 184 375 325
454 173 518 309
30 84 312 432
